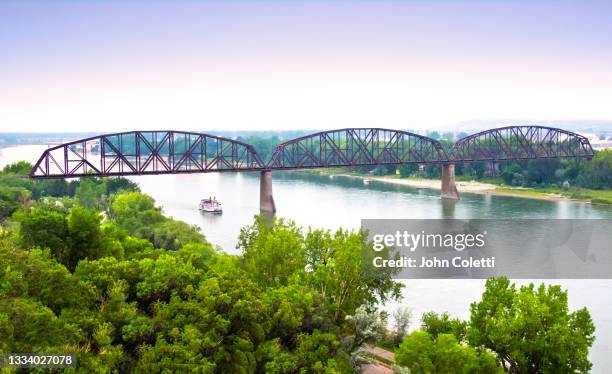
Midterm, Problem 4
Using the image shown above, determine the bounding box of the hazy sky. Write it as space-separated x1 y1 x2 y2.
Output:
1 0 611 132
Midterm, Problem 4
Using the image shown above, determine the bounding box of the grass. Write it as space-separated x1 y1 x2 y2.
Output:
412 173 612 205
292 167 351 175
362 352 395 366
295 167 434 180
494 185 612 204
294 167 404 179
375 339 399 352
568 189 612 204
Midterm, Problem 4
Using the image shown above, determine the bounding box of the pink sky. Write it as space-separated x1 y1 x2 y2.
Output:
1 1 611 132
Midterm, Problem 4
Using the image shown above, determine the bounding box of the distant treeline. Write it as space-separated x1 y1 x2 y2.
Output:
0 130 314 148
0 132 102 147
389 149 612 190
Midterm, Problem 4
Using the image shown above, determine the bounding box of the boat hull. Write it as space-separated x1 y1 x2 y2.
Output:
199 207 222 214
199 198 222 214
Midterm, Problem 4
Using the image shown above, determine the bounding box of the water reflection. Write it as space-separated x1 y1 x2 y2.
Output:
441 198 457 218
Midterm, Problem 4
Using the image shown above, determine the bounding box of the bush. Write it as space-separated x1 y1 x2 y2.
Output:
395 331 501 374
562 180 571 190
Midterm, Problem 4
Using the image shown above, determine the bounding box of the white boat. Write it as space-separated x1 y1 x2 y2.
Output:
199 198 222 214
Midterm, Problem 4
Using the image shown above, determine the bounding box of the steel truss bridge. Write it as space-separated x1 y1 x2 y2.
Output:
29 126 594 211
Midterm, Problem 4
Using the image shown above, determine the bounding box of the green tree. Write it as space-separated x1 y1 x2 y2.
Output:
0 297 78 352
111 192 165 237
236 135 282 161
395 330 501 374
36 179 77 198
66 205 105 270
0 186 30 219
442 132 454 141
238 215 305 287
526 159 562 184
150 219 206 250
263 330 352 374
399 163 419 178
2 246 96 313
393 306 412 345
292 330 352 373
14 207 70 259
582 149 612 189
141 267 269 373
463 161 487 179
3 184 374 373
421 311 467 341
104 177 140 195
345 304 388 352
136 254 201 305
468 278 595 373
500 162 522 185
75 178 107 210
264 284 314 345
2 160 32 174
423 164 441 178
427 131 440 140
304 228 402 324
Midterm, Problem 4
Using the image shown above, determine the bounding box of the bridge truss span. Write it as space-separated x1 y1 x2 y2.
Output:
266 128 449 169
30 131 265 178
450 125 594 162
27 125 597 209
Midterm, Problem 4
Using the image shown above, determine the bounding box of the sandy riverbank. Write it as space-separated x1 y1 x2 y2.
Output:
328 173 583 202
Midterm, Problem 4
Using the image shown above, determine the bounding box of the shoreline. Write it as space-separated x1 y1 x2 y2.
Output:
309 171 590 203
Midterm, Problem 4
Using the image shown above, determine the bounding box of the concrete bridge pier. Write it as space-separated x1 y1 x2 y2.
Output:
441 163 460 200
260 170 276 214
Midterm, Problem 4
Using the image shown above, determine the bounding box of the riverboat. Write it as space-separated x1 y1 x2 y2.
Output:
199 198 222 214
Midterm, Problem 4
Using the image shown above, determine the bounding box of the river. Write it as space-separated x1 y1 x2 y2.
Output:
2 144 612 372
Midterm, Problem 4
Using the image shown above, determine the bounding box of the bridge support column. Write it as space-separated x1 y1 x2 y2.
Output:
441 163 460 200
260 170 276 214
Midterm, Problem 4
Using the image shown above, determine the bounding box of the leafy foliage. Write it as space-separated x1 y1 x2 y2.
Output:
392 307 412 344
0 162 597 373
1 164 403 372
395 330 502 374
238 216 402 324
348 147 612 192
421 311 467 341
468 278 595 374
396 278 595 374
344 305 388 352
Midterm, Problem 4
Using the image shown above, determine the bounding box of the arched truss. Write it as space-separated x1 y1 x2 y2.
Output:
30 131 264 178
266 128 448 169
450 126 594 162
29 126 596 179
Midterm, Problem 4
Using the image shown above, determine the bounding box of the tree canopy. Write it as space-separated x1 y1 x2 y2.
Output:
0 162 597 373
468 278 595 374
0 163 403 372
395 278 595 374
